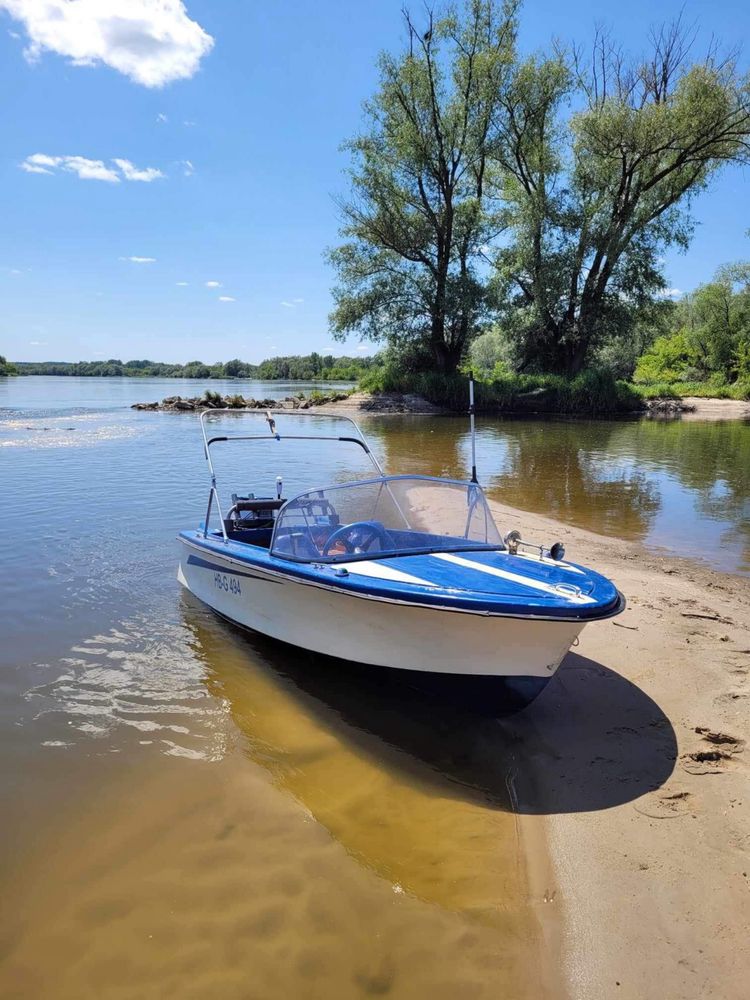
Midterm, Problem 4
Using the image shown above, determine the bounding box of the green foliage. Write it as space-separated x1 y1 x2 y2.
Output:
329 0 517 372
467 327 513 377
361 361 640 414
330 2 750 376
633 264 750 393
634 332 697 384
634 380 750 400
0 354 18 376
15 353 380 381
492 24 750 374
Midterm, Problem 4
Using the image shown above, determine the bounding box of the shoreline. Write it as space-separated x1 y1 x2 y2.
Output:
130 389 750 420
484 498 750 999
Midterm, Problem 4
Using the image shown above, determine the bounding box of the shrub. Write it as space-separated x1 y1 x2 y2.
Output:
634 332 696 384
360 362 642 415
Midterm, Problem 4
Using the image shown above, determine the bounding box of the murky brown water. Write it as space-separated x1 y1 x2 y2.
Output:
2 375 742 998
1 600 551 1000
0 379 562 999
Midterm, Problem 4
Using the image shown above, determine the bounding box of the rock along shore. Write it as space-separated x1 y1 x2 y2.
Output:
130 391 352 412
131 390 445 414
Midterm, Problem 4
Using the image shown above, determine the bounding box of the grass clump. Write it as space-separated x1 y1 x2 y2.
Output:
361 365 642 415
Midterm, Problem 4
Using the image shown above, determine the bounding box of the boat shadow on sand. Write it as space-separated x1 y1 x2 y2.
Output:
184 599 676 817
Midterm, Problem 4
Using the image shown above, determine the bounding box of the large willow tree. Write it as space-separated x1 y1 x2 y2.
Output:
330 4 750 377
492 22 750 373
328 0 518 373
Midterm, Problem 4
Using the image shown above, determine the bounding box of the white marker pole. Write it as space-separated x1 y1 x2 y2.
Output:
469 371 478 484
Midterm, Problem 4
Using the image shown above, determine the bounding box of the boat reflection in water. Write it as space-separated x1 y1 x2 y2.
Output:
182 593 534 917
178 593 559 997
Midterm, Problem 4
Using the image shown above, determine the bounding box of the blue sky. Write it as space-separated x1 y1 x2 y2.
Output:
1 0 748 364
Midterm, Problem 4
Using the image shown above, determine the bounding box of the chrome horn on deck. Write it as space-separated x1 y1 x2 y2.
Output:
504 529 566 562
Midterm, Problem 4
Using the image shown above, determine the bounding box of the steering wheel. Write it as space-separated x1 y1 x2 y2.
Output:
322 520 392 556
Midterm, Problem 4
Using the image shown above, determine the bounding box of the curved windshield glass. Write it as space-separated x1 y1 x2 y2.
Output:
271 476 503 562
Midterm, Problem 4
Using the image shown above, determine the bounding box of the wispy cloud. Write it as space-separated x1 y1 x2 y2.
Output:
112 158 164 182
183 120 196 127
356 345 370 352
281 297 304 308
218 296 235 302
205 280 221 288
176 281 189 286
20 153 164 183
180 159 194 177
156 112 168 123
660 287 683 299
1 0 214 88
120 256 156 264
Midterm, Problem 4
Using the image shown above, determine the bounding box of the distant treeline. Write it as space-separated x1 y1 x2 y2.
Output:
14 353 381 381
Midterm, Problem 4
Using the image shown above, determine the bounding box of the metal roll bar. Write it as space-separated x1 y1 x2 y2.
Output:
197 408 389 542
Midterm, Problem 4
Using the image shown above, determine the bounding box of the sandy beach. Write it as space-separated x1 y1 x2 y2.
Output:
485 498 750 999
322 391 750 420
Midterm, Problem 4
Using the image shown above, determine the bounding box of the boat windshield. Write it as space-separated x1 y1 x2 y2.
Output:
270 475 504 563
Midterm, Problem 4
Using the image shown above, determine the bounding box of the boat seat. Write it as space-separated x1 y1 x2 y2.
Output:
232 498 286 513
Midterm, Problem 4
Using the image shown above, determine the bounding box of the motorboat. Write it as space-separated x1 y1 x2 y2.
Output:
177 407 624 705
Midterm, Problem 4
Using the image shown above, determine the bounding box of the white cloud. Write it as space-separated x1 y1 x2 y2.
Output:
120 256 156 264
20 153 164 183
281 297 303 308
181 159 194 177
183 119 196 126
156 112 168 123
660 287 682 299
29 340 47 346
205 280 221 288
1 0 214 88
356 345 370 352
112 158 164 182
280 301 294 308
176 280 189 286
218 295 235 302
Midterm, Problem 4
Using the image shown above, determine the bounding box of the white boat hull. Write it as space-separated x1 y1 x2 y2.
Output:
178 542 583 681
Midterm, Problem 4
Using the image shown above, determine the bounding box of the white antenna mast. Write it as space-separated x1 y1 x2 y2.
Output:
469 371 478 484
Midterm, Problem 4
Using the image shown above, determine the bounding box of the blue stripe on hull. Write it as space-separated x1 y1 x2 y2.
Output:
180 532 624 622
187 552 283 584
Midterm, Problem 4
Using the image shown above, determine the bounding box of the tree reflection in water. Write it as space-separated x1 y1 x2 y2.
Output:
364 415 661 541
362 414 750 573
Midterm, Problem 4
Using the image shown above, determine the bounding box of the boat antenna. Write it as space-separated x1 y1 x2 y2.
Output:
468 370 478 484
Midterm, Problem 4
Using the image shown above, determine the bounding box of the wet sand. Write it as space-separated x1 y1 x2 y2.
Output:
0 608 561 1000
486 498 750 999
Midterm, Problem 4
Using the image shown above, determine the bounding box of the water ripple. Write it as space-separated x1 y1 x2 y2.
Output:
24 618 232 761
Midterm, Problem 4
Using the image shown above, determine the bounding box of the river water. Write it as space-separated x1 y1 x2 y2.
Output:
1 376 747 999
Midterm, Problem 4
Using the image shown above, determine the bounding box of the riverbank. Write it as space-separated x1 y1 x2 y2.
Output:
130 388 750 420
488 498 750 999
326 391 750 420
